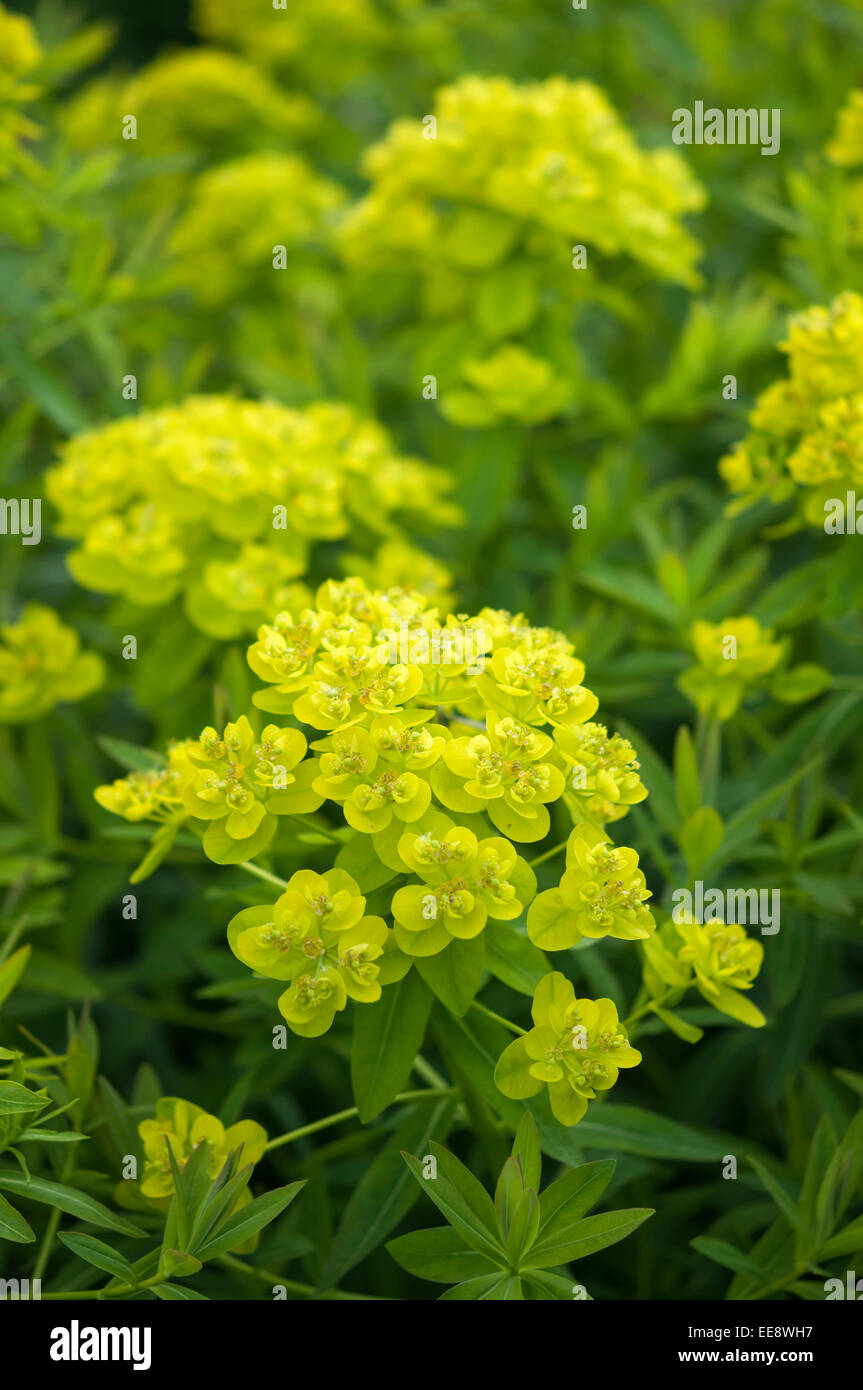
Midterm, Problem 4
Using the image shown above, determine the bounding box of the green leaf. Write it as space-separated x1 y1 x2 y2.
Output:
386 1226 499 1284
402 1143 505 1264
18 1128 87 1143
679 806 724 875
438 1272 513 1299
0 1081 48 1117
0 1171 146 1237
652 1005 704 1044
318 1095 456 1291
537 1160 615 1238
194 1182 305 1262
0 945 30 1010
674 726 701 821
748 1156 809 1237
484 923 549 996
510 1112 542 1192
690 1236 767 1279
415 936 485 1017
351 971 433 1122
58 1231 138 1282
96 737 165 775
151 1282 209 1300
0 1191 35 1243
520 1207 653 1268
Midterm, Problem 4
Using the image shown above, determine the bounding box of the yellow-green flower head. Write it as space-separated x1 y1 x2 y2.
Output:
479 644 599 730
94 742 195 824
343 76 704 283
138 1096 267 1200
390 810 536 957
0 2 40 183
0 3 41 75
97 49 315 158
678 617 784 721
340 540 455 613
826 89 863 168
169 153 345 306
442 347 574 428
719 292 863 521
554 721 647 825
47 396 457 637
182 715 318 840
650 911 761 1034
0 605 104 723
228 868 409 1036
433 711 566 843
495 972 641 1126
527 823 654 950
341 76 703 425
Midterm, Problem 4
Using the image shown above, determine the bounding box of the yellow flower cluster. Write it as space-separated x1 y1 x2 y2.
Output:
826 89 863 167
168 152 344 306
0 604 104 724
46 396 458 638
62 48 315 158
340 76 705 424
0 1 41 185
719 291 863 523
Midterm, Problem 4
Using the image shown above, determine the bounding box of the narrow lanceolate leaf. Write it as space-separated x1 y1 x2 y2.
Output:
194 1181 305 1262
520 1207 653 1269
151 1283 209 1300
416 936 485 1016
438 1273 515 1300
319 1095 456 1291
0 946 30 1010
747 1156 809 1237
690 1236 768 1280
537 1160 616 1238
0 1081 49 1118
58 1231 138 1283
0 1171 146 1237
817 1215 863 1261
386 1227 500 1284
351 972 434 1122
0 1192 35 1243
402 1144 505 1264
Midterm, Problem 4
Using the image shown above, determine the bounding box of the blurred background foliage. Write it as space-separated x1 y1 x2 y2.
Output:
1 0 862 1299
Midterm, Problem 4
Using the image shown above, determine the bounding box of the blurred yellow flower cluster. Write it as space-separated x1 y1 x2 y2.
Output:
720 291 863 523
341 75 705 424
47 396 458 638
0 604 104 723
0 1 41 192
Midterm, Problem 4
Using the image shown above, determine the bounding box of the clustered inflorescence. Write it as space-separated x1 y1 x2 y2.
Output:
46 397 458 639
341 75 705 426
95 580 766 1126
720 290 863 524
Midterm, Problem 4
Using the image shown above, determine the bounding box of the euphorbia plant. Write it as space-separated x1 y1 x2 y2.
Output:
96 577 766 1139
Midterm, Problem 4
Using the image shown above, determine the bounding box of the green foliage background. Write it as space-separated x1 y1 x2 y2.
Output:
1 0 862 1301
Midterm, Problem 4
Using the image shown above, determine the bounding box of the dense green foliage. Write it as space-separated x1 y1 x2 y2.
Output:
1 0 862 1302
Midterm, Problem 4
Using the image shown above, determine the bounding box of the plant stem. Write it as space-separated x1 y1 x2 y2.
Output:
42 1275 164 1301
236 860 289 890
470 1000 526 1035
263 1087 457 1153
622 987 677 1032
218 1253 387 1300
528 840 568 869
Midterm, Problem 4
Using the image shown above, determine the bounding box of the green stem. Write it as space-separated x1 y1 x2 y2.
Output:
236 860 289 890
218 1253 387 1300
42 1275 164 1301
470 1001 526 1036
528 840 568 869
263 1087 457 1153
412 1053 450 1090
622 987 678 1032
